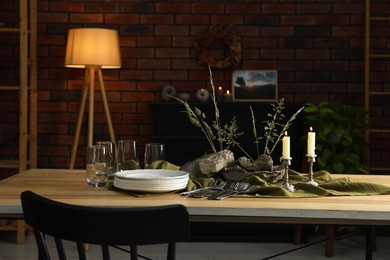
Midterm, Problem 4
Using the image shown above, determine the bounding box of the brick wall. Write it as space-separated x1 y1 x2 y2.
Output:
0 0 385 171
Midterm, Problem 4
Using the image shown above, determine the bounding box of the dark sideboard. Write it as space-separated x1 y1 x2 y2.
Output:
149 102 306 172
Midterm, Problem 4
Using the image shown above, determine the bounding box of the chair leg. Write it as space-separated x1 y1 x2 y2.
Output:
54 237 66 260
130 245 137 260
370 227 377 251
167 242 176 260
77 242 87 260
34 231 50 260
325 225 334 257
16 220 26 245
102 245 110 260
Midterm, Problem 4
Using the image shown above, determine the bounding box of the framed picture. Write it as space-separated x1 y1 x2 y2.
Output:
232 70 278 102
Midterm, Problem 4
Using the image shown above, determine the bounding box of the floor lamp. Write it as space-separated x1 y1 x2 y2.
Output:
65 28 121 169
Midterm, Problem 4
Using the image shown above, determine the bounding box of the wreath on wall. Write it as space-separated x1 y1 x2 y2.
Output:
195 24 241 69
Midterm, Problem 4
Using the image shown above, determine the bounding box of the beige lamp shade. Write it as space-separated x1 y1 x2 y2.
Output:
65 28 121 69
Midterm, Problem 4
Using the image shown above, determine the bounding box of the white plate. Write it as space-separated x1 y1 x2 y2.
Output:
113 169 189 193
115 169 189 180
114 181 188 193
114 177 187 187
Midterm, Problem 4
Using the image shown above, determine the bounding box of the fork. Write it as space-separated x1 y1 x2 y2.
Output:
180 180 225 196
189 181 228 198
209 182 251 200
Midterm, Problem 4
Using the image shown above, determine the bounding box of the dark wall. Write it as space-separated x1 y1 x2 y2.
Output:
0 1 374 170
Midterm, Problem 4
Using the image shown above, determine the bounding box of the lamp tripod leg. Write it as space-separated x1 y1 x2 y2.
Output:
69 69 90 169
98 69 116 145
87 67 95 146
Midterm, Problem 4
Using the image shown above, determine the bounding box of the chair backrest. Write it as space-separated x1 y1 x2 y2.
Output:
21 190 190 260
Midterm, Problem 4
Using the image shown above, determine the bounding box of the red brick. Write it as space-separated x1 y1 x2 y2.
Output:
172 60 203 70
226 4 260 14
314 61 349 71
137 36 171 46
176 15 209 25
70 13 103 24
315 15 349 26
39 12 69 23
263 4 295 14
87 3 119 13
244 38 278 48
173 36 198 47
105 14 138 24
261 27 294 36
296 49 330 59
155 70 188 81
192 4 224 14
333 26 364 37
281 15 315 25
297 4 331 14
138 59 171 69
210 15 243 25
155 25 189 36
155 3 189 13
140 14 173 24
51 2 85 12
261 49 295 59
156 48 190 58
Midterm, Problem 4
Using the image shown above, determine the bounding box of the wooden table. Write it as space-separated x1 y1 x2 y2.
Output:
1 169 390 226
1 169 389 259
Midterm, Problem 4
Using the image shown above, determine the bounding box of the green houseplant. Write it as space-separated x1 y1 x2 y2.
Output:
304 101 368 174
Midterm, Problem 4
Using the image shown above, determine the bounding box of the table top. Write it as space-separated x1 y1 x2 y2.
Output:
1 168 390 226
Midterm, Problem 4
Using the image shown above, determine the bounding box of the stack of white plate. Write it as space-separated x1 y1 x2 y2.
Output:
114 169 189 193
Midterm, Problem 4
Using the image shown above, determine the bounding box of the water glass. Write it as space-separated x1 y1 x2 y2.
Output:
117 140 140 171
96 141 116 182
86 145 109 187
144 143 165 169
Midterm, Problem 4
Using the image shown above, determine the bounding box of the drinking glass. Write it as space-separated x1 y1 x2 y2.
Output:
117 140 140 171
144 143 165 169
86 144 109 187
96 141 116 182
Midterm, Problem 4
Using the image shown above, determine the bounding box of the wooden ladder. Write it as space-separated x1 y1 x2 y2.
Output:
0 0 37 245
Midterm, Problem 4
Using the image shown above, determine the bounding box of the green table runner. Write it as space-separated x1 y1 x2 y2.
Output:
111 162 390 198
187 170 390 198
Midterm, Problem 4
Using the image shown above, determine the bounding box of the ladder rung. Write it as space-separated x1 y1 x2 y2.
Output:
368 129 390 133
0 28 19 33
370 17 390 21
369 91 390 95
0 160 19 169
369 54 390 58
0 86 20 90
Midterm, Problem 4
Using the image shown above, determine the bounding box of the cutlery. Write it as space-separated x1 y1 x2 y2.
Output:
209 182 251 200
190 182 228 198
180 181 225 196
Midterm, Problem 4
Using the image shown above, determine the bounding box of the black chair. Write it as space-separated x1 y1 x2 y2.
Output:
21 190 190 260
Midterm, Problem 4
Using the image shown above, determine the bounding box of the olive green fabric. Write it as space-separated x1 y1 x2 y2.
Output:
188 170 390 198
111 162 390 198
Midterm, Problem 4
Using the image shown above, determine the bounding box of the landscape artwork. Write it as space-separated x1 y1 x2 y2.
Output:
232 70 278 102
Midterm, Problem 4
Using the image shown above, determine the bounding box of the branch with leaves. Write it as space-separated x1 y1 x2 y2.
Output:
251 98 304 157
176 67 304 162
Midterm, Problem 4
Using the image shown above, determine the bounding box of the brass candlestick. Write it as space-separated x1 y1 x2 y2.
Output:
281 157 296 192
306 155 318 186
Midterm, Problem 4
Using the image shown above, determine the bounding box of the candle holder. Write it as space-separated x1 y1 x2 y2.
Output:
281 157 296 192
306 155 318 186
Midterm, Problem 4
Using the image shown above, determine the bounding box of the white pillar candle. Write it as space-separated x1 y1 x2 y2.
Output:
282 132 290 159
307 127 316 157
